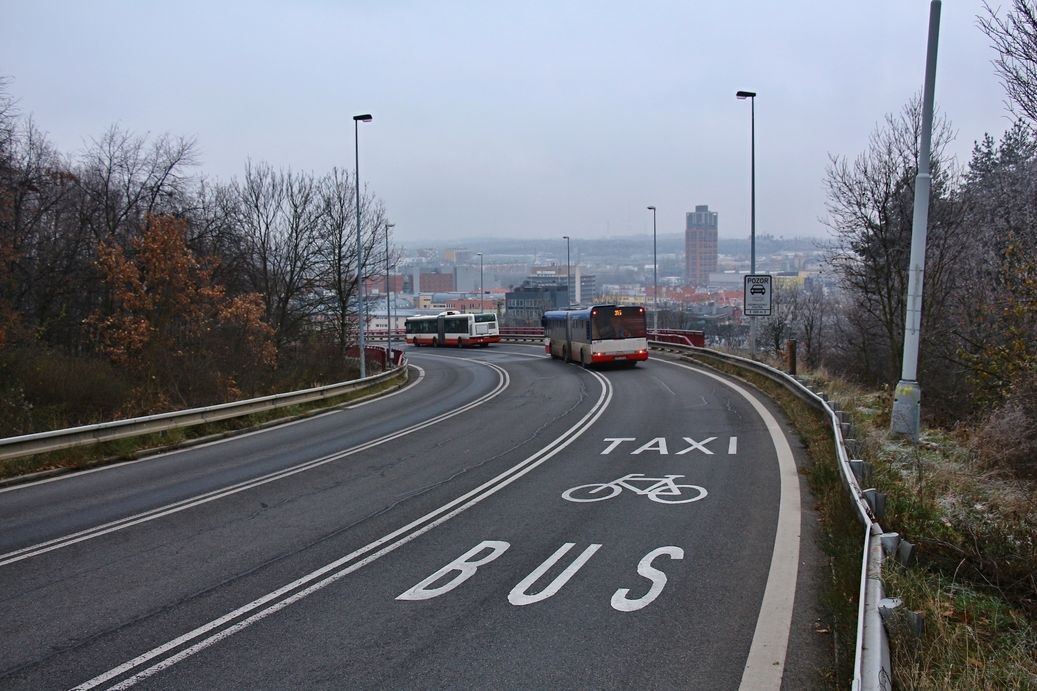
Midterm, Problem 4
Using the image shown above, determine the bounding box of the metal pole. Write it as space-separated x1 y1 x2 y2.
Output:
892 0 942 442
385 221 394 368
353 114 372 378
563 235 571 306
647 206 658 333
736 91 757 356
750 96 756 278
478 252 484 309
749 95 757 357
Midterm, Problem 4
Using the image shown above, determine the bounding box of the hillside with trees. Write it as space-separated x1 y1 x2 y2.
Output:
0 82 390 435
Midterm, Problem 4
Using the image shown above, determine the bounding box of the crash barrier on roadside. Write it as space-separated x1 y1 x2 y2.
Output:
0 348 408 464
649 341 895 691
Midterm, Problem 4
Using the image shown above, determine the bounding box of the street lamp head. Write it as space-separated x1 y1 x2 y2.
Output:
353 113 373 122
562 235 569 240
647 205 656 211
735 91 756 100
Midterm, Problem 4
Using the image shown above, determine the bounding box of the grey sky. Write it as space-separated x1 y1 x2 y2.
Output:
0 1 1012 243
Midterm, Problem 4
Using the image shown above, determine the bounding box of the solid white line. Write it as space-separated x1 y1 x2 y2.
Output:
0 363 508 567
655 358 801 690
0 366 428 495
73 370 613 689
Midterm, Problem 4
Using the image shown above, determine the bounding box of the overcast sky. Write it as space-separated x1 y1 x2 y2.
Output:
0 1 1016 243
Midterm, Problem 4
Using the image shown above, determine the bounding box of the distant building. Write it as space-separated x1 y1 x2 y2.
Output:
526 265 596 305
419 271 455 292
504 283 569 326
685 205 718 287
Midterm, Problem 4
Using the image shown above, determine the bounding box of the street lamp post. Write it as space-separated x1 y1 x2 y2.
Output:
736 90 757 355
647 205 658 334
477 252 484 310
353 113 373 378
892 0 943 442
385 221 394 368
562 235 571 306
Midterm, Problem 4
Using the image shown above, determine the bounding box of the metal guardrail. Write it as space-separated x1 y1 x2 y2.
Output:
2 336 891 687
0 350 408 463
650 341 893 691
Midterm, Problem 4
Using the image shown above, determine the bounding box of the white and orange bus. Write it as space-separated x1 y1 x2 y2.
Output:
542 304 649 367
404 311 501 347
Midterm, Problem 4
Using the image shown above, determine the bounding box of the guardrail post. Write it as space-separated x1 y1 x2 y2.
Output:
863 489 886 520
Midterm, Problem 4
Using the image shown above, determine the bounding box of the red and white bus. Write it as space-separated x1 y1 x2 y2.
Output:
542 304 649 367
404 311 501 347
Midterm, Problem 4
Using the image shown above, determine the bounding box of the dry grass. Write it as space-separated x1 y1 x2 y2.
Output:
801 373 1037 689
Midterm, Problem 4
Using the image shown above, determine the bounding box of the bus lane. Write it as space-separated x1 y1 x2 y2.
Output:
74 352 803 690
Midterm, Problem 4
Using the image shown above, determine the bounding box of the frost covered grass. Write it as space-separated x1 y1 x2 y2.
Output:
805 373 1037 689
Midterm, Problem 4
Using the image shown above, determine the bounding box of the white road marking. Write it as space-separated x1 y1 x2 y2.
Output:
0 363 508 567
72 369 614 689
507 543 602 606
676 437 716 455
0 366 428 496
655 358 801 690
611 546 684 612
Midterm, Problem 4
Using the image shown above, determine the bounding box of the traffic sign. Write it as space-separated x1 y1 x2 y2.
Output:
743 274 772 317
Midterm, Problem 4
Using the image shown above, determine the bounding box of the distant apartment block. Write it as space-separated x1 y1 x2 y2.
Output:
504 284 568 326
418 271 455 293
526 265 596 305
685 204 718 287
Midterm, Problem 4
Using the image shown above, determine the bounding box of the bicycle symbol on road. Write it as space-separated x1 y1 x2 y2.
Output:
562 473 708 505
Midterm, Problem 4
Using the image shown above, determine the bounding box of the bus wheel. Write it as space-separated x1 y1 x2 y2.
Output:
562 345 569 363
432 337 438 348
457 338 464 348
581 349 590 368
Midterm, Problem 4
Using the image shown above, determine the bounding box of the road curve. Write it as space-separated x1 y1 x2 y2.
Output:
0 344 826 690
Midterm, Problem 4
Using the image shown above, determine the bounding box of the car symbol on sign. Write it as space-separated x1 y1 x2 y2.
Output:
750 284 766 295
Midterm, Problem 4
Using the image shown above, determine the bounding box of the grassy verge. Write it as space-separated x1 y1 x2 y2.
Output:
679 351 1037 688
794 373 1037 689
0 374 405 483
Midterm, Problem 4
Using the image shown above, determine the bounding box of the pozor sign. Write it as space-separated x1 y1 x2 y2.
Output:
743 274 773 317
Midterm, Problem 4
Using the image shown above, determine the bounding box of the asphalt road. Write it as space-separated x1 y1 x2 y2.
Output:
0 344 828 690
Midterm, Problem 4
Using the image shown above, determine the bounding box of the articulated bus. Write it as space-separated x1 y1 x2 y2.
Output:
404 311 501 347
542 304 649 367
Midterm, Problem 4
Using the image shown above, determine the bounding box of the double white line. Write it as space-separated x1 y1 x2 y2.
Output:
73 368 612 689
1 362 503 568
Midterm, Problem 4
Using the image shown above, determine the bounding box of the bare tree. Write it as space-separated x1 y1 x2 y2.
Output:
76 126 196 244
315 168 385 356
760 283 797 357
233 161 325 350
822 96 965 385
0 117 87 344
981 1 1037 127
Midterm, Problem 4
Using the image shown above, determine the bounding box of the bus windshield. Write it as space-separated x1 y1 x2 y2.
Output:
591 307 646 340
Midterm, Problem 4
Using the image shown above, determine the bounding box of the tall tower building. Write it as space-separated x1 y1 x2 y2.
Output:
685 204 718 287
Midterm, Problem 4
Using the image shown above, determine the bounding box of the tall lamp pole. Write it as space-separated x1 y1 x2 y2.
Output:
477 252 484 310
647 205 658 334
736 90 757 355
892 0 942 442
385 221 394 368
353 113 373 378
562 235 571 306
